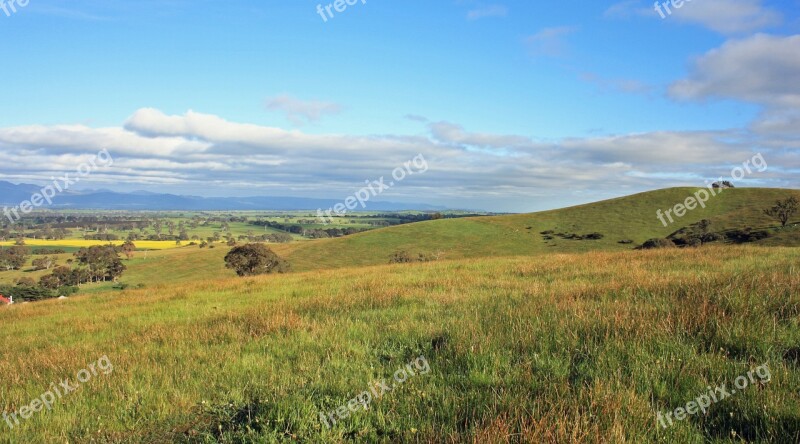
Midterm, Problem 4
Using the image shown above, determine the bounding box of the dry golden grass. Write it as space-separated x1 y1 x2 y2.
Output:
0 245 798 442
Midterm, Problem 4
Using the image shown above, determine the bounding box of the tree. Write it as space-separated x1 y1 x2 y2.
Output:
16 277 36 287
0 284 54 302
75 245 126 282
32 256 55 271
121 240 136 260
0 245 29 270
763 197 799 227
224 244 289 277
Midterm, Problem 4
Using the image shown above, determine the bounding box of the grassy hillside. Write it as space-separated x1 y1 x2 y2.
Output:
2 188 797 292
0 246 798 442
274 188 800 271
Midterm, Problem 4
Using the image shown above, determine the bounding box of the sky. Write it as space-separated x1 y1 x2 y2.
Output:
0 0 798 212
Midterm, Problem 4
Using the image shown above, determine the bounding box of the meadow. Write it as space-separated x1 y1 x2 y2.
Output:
0 246 798 443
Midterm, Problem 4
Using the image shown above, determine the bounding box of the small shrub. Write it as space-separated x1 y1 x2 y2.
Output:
389 251 415 264
57 286 79 297
701 232 725 243
686 237 703 248
640 238 676 249
726 229 771 244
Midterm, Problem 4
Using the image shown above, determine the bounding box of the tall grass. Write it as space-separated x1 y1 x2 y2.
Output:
0 246 798 443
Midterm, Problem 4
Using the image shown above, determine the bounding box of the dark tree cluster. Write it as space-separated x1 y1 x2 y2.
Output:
224 244 290 277
0 245 29 270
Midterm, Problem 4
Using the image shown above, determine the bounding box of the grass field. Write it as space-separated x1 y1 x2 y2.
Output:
1 246 798 443
273 188 800 272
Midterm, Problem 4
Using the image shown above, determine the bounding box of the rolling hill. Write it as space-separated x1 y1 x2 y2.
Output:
273 187 800 271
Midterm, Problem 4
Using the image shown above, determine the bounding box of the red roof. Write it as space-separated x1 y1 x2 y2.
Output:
0 295 10 305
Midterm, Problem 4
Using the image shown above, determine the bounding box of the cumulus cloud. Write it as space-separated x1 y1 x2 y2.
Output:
264 94 342 125
670 34 800 107
662 0 781 34
0 108 794 211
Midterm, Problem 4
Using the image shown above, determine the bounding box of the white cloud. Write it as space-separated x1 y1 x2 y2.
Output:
466 4 507 20
670 34 800 107
580 72 652 94
605 0 780 34
603 0 646 18
751 109 800 136
524 26 578 58
264 94 342 125
0 108 795 211
662 0 781 34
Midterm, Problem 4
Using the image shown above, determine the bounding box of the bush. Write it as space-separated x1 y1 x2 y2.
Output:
57 286 79 297
389 251 415 264
15 277 37 287
726 229 771 244
584 233 604 240
685 237 703 248
640 238 676 249
701 232 725 243
0 284 55 302
32 248 66 255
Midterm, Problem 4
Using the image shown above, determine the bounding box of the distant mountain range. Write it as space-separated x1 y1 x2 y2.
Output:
0 181 446 211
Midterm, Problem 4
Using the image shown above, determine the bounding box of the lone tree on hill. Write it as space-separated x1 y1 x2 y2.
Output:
224 243 289 277
764 197 799 227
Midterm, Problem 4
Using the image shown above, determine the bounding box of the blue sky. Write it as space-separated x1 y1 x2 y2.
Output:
0 0 798 211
